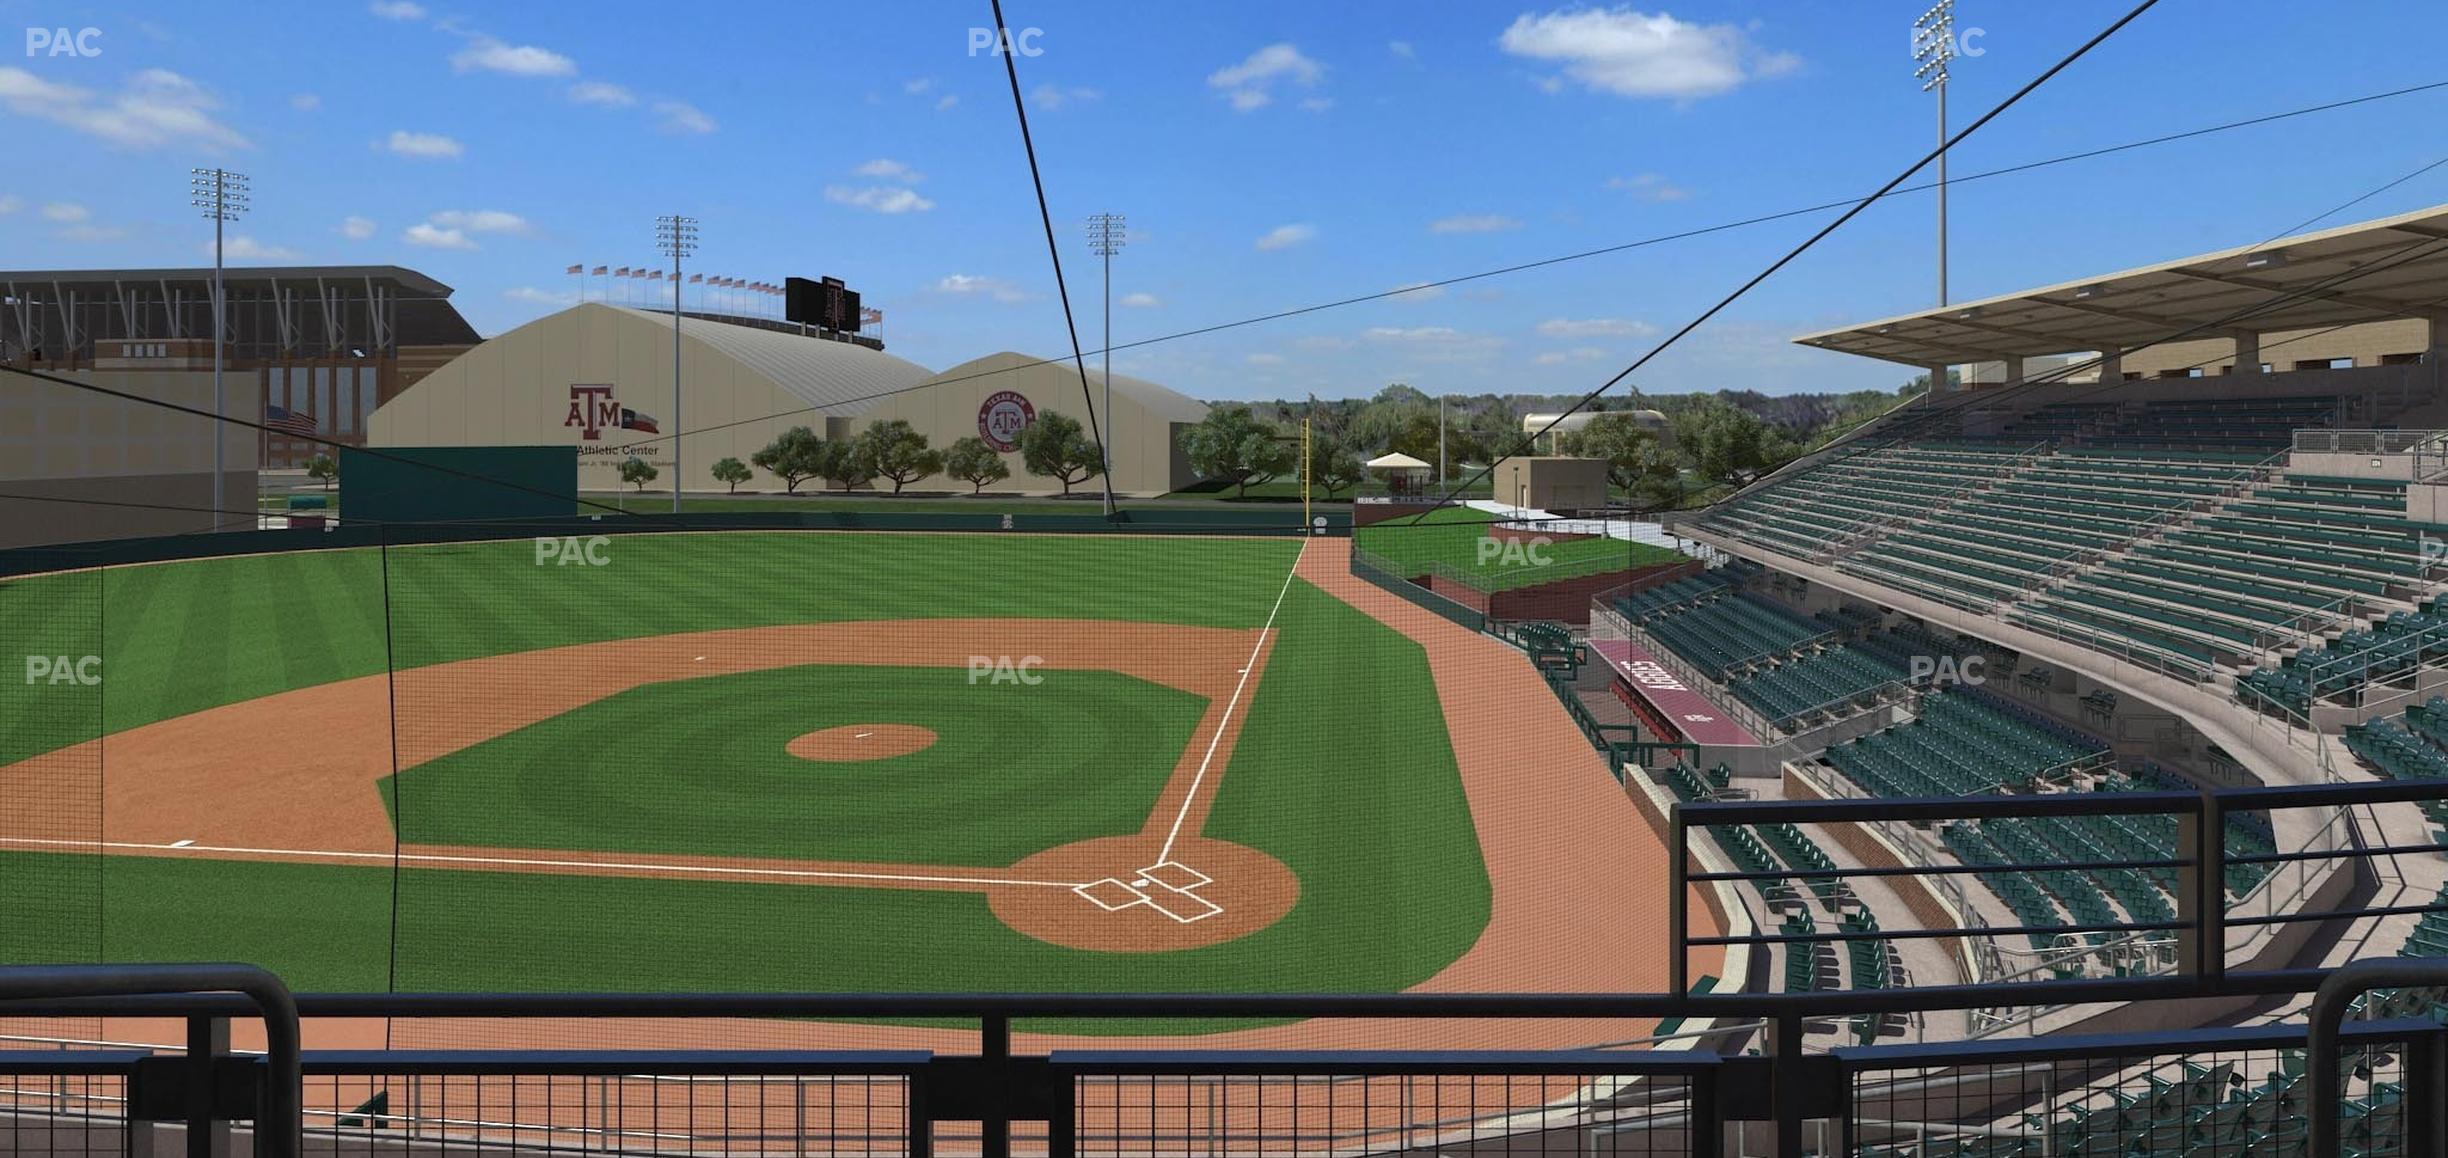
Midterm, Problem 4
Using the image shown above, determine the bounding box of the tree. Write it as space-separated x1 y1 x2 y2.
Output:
855 419 943 493
1182 404 1299 497
1305 431 1367 498
1672 399 1800 491
943 436 1011 494
750 426 827 494
619 456 659 492
1558 413 1683 514
816 436 879 492
709 456 752 493
1018 409 1103 495
305 453 337 490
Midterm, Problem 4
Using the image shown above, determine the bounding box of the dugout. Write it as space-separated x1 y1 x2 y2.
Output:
341 445 576 526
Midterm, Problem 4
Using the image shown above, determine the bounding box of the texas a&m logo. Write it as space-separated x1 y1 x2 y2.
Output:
565 384 659 441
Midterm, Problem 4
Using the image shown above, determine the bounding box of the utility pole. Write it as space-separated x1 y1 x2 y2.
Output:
1085 213 1126 515
655 215 699 515
190 168 248 532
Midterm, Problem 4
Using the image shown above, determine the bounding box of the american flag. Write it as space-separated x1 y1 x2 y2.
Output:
590 265 608 276
265 404 316 438
860 307 884 325
565 263 583 275
689 273 703 284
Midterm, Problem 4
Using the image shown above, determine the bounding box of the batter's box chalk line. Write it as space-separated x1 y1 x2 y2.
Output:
1068 860 1224 924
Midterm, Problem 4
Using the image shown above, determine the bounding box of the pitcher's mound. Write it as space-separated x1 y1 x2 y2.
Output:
993 835 1297 951
787 724 938 761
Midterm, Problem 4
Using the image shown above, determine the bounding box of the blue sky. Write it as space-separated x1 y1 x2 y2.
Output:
4 1 2445 400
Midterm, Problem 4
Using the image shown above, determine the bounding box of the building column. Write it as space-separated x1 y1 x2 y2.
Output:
2232 330 2262 375
2097 347 2121 383
2002 355 2026 388
1929 363 1953 394
2426 310 2448 359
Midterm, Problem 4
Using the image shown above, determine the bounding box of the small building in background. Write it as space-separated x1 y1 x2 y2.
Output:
1492 456 1611 512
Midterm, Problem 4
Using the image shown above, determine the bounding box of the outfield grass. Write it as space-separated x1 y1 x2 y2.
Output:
1354 504 1684 590
385 665 1207 865
0 534 1489 1020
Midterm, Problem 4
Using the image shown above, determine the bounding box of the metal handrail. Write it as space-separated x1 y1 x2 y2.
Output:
0 963 301 1158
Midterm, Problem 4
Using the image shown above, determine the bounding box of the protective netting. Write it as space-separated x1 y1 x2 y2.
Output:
0 523 1671 1058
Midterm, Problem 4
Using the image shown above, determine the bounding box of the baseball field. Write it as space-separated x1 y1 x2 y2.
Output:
0 528 1685 1041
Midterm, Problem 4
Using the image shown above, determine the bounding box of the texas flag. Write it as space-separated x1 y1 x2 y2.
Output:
619 408 660 434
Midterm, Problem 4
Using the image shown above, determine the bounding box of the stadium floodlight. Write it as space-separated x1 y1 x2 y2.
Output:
190 168 250 532
1913 0 1955 311
1085 213 1127 515
656 215 699 515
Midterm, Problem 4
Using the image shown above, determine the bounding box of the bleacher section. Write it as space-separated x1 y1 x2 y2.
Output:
1819 691 2188 975
2240 602 2448 717
1725 644 1905 727
1629 589 1836 678
1655 761 1899 1003
1688 391 2448 710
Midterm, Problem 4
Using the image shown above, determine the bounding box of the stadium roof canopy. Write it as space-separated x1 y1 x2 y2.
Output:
1794 203 2448 367
0 264 457 297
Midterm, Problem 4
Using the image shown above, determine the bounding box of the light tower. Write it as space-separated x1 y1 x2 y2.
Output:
1085 212 1126 515
655 214 699 515
1913 0 1955 307
190 168 249 531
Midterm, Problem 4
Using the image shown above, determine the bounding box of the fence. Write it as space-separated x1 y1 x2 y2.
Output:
3 964 2446 1157
1347 544 1487 632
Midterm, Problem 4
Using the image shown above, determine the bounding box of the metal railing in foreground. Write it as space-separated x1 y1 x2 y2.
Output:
3 973 2448 1157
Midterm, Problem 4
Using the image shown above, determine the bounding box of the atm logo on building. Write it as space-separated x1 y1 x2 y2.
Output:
564 384 659 441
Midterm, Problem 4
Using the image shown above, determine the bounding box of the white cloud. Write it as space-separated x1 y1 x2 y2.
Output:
386 129 463 158
1299 97 1335 112
653 100 716 134
56 223 128 242
217 236 302 260
826 185 934 214
402 222 477 250
1390 281 1445 301
935 274 1029 304
1537 317 1658 338
1120 292 1161 308
1208 43 1324 111
506 285 577 307
903 78 935 95
1031 84 1100 110
0 195 20 215
936 94 958 111
290 93 321 111
339 216 377 240
1254 223 1315 251
41 201 89 223
1607 172 1691 201
1533 346 1610 365
368 0 427 19
428 209 530 234
1429 213 1521 234
450 36 577 77
1364 325 1505 361
1389 41 1416 59
0 67 249 151
1247 353 1286 365
1497 7 1796 100
853 158 924 182
568 81 635 107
